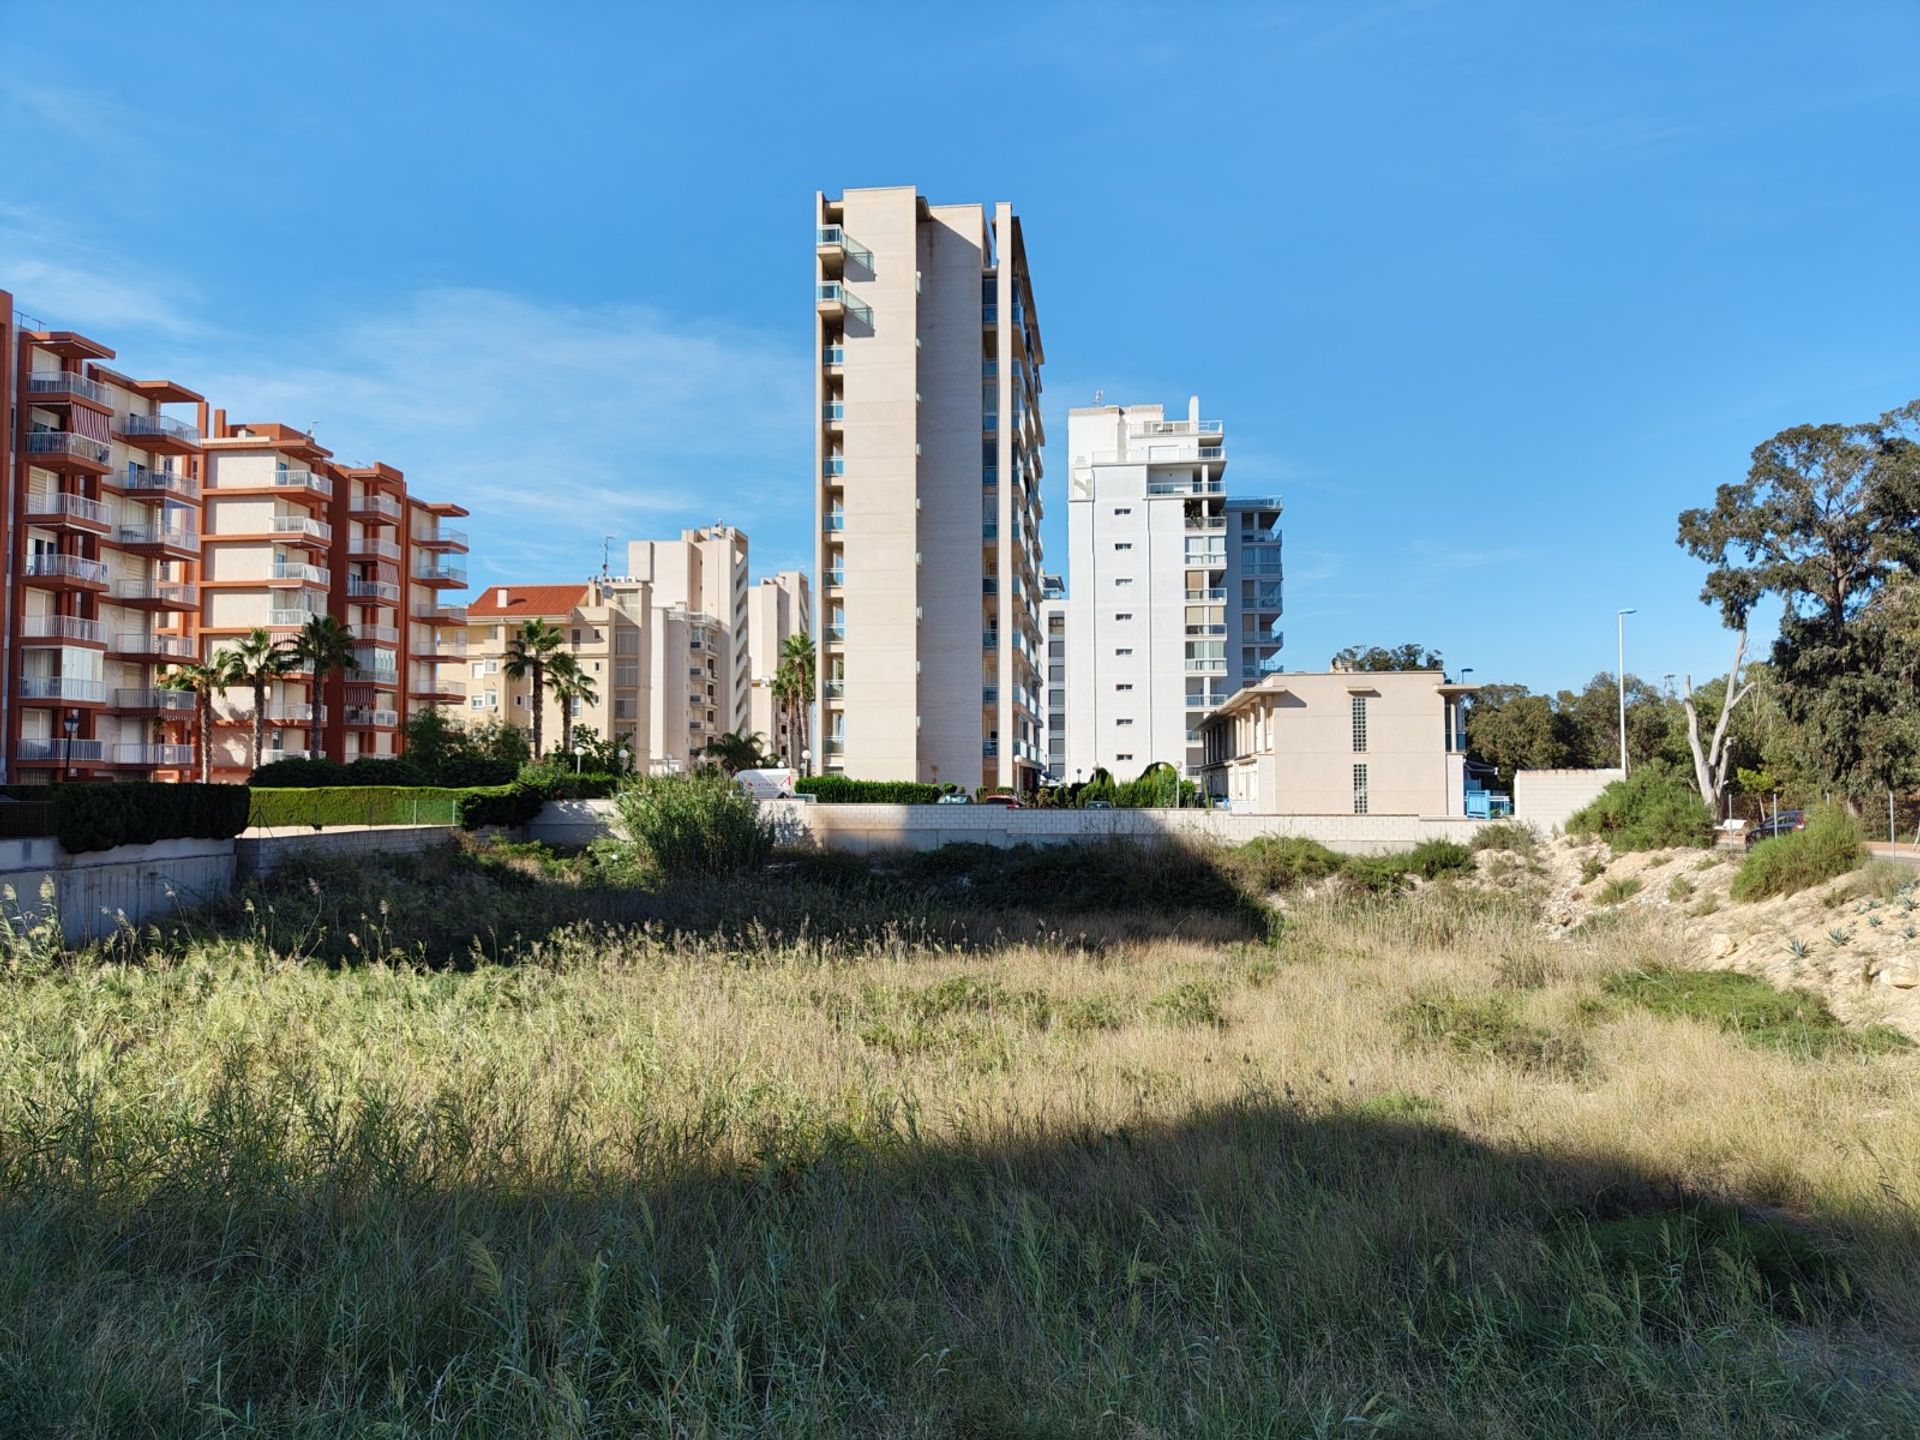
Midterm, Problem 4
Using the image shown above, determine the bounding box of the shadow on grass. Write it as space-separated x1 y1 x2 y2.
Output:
1 1089 1914 1437
134 839 1278 969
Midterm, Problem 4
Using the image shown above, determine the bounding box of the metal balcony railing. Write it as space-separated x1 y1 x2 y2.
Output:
270 469 334 495
115 688 195 713
268 609 318 628
24 553 110 585
121 462 199 498
17 738 107 762
27 370 110 404
273 515 333 541
26 432 112 465
112 743 196 767
26 492 112 526
271 563 330 586
22 614 105 643
121 412 200 443
111 631 194 658
349 578 402 602
352 492 403 520
116 523 199 549
112 580 198 607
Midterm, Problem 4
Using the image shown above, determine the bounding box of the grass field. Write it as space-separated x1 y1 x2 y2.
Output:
3 840 1919 1436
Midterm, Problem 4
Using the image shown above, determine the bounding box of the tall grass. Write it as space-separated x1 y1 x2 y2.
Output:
0 851 1917 1435
1732 805 1870 902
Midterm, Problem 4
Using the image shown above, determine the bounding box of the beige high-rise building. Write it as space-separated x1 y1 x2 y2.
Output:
746 570 812 765
626 524 750 736
814 185 1046 791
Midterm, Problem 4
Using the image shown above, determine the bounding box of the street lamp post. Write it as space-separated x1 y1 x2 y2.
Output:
572 743 586 775
61 709 79 782
1616 608 1638 776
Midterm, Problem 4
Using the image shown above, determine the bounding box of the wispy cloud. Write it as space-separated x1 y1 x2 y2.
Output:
0 202 206 336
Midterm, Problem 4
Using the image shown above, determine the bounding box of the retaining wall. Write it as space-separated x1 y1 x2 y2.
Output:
235 824 461 879
1513 768 1622 834
0 836 236 943
531 799 1487 855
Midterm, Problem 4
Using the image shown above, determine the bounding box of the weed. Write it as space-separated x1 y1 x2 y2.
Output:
1470 822 1540 858
1667 875 1696 902
1601 966 1911 1058
1400 986 1587 1076
1581 855 1608 885
1597 876 1644 906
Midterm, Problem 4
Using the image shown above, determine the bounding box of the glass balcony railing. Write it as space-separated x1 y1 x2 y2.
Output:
817 225 843 247
822 345 844 366
822 402 844 421
823 513 845 531
823 455 845 476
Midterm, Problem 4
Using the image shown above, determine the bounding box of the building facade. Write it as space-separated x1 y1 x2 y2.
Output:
2 291 467 782
1226 495 1284 688
463 583 647 764
1199 666 1474 815
626 525 750 738
1040 573 1067 782
814 185 1046 791
1064 397 1242 782
746 570 812 765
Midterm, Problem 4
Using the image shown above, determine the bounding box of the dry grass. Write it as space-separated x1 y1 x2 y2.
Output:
1 844 1917 1435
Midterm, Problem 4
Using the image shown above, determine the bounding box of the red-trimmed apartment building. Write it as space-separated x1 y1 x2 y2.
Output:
2 287 469 783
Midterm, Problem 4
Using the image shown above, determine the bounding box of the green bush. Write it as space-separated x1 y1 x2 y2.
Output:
1567 765 1713 853
248 787 469 829
613 771 773 878
20 782 251 854
1223 836 1346 890
248 757 351 788
796 775 943 805
514 764 623 800
456 785 547 830
1470 822 1539 857
436 755 520 788
1731 806 1868 903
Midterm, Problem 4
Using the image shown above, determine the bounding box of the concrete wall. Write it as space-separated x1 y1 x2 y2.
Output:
1513 768 1621 834
235 824 460 878
0 835 236 942
527 798 1485 856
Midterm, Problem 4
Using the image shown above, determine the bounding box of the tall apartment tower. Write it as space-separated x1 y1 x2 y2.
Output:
626 525 750 737
746 570 812 764
1039 572 1067 782
814 186 1047 791
1064 397 1231 780
1225 495 1285 687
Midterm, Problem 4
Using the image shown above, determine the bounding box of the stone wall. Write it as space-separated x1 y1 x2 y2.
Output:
235 824 461 879
1513 768 1622 835
530 799 1487 856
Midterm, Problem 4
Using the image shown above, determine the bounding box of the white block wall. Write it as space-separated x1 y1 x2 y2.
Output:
1513 768 1622 834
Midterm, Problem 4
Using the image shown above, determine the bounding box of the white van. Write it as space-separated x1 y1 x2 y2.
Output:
735 768 798 800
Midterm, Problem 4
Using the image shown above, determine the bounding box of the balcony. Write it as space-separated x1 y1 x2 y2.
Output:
273 514 334 546
266 469 333 498
411 601 467 625
113 522 200 558
982 686 998 705
982 630 1000 649
824 624 846 643
267 608 318 629
348 576 402 605
23 553 110 590
269 562 330 588
116 411 201 453
110 631 195 663
344 706 400 729
1149 478 1225 497
410 678 467 702
19 675 109 705
821 344 845 368
413 633 467 661
15 738 107 764
413 558 466 588
21 614 106 645
823 513 845 532
110 461 199 500
823 454 845 478
413 528 468 552
25 431 113 473
350 491 404 521
111 579 198 611
114 688 195 715
1185 588 1227 602
822 401 844 432
823 680 845 701
23 491 112 533
351 622 401 647
26 370 111 407
350 534 401 561
1128 419 1223 439
1184 517 1226 533
109 743 196 768
982 741 999 758
1198 445 1224 460
815 281 846 319
824 568 845 589
1186 623 1227 637
259 702 324 726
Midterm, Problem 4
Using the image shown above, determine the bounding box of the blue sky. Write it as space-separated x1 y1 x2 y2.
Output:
6 1 1916 692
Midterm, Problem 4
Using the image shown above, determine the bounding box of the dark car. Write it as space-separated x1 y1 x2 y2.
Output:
979 794 1023 809
1745 810 1806 847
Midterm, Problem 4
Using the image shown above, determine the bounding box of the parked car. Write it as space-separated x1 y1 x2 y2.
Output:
936 792 972 805
1084 800 1113 810
979 794 1023 809
1745 809 1807 847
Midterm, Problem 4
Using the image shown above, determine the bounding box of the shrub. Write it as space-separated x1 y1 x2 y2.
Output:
250 754 521 789
1567 765 1713 853
344 756 431 787
796 775 943 805
41 782 250 854
1399 986 1586 1075
1402 839 1474 880
1731 806 1869 903
436 755 520 788
249 787 470 829
1596 876 1643 906
514 764 624 801
456 784 547 830
248 757 351 788
613 771 773 878
1223 836 1346 891
1470 822 1539 857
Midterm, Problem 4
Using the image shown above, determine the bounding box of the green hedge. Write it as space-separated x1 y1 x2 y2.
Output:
248 755 520 788
456 784 549 829
796 776 944 805
0 782 250 854
247 787 469 829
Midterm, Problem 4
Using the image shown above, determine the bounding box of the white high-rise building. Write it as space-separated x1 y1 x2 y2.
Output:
626 524 750 739
813 185 1046 791
746 570 812 765
1039 572 1067 782
1065 397 1281 780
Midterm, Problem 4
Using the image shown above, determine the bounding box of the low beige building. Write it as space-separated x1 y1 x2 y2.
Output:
1199 666 1475 816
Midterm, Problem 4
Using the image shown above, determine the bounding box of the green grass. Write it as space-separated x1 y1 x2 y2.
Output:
1601 965 1913 1058
1732 807 1869 902
1470 821 1541 857
2 845 1918 1436
1596 875 1644 906
1667 874 1696 902
1567 766 1715 853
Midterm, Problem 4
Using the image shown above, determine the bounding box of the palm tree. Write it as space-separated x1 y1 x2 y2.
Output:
550 659 599 759
774 632 817 772
160 652 240 783
501 618 567 758
230 627 294 772
702 729 772 776
288 614 358 762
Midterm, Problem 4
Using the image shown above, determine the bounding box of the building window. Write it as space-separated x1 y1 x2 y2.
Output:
1114 542 1132 551
1115 647 1133 656
1117 718 1134 727
1116 683 1134 692
1351 695 1368 753
1115 577 1133 587
1353 763 1369 815
1116 612 1133 621
1116 753 1134 762
1114 506 1132 516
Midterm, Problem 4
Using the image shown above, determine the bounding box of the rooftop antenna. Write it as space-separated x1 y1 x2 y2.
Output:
602 535 614 579
1093 388 1103 404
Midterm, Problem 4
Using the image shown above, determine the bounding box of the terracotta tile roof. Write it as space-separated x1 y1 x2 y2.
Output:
469 584 588 618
